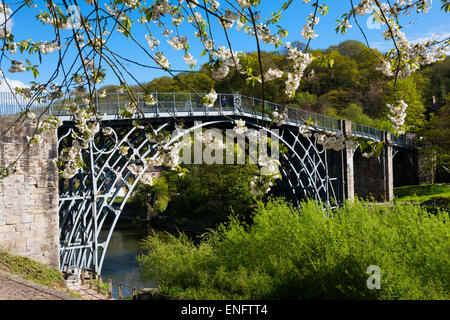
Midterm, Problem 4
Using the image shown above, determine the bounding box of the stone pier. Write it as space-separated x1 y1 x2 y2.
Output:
0 120 60 268
342 121 411 202
340 120 355 202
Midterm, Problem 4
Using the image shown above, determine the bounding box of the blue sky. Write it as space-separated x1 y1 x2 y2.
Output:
1 1 449 91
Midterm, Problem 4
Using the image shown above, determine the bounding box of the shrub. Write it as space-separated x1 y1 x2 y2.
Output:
137 199 449 299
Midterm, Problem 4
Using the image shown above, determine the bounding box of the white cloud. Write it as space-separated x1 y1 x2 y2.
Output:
371 39 397 53
0 13 14 30
372 25 450 54
0 78 29 92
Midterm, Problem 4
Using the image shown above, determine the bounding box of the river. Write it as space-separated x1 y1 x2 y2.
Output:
100 221 158 299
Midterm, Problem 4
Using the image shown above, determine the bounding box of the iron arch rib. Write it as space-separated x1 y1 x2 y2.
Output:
58 118 340 274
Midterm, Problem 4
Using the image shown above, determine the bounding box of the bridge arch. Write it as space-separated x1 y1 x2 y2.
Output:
58 117 338 274
393 147 418 187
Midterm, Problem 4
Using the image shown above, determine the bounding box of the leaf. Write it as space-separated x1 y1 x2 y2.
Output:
32 68 39 79
328 59 334 68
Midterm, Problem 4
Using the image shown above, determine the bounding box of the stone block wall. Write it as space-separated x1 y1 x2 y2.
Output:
353 149 388 201
0 120 59 268
417 146 436 184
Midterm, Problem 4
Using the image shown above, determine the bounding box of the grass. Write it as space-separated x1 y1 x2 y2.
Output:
394 184 450 203
0 248 81 298
91 278 110 296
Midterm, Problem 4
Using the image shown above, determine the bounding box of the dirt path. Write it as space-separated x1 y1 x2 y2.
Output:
0 270 79 300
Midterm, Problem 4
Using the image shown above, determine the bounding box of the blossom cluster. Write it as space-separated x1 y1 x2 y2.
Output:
202 89 218 108
272 108 288 126
167 35 188 50
38 41 62 54
127 163 154 185
161 139 192 169
387 100 408 134
195 131 227 150
155 52 170 70
8 61 26 73
301 15 319 40
258 68 284 84
55 102 104 179
211 46 242 80
284 42 314 97
145 34 160 50
314 131 346 151
372 3 447 78
250 155 281 196
298 124 314 138
354 0 373 15
120 102 138 118
233 119 248 135
183 53 197 68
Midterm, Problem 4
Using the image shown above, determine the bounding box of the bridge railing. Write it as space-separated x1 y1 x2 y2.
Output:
0 92 50 116
239 94 341 133
351 122 384 141
46 92 239 116
1 91 413 148
391 133 415 149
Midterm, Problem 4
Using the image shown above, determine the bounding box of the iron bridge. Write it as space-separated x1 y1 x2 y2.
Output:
2 91 415 275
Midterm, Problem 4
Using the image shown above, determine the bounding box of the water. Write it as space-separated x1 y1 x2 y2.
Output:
100 221 158 299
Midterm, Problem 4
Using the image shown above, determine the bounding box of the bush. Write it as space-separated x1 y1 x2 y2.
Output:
137 199 450 299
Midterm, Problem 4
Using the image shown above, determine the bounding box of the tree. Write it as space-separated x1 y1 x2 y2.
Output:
420 57 450 106
418 97 450 180
158 163 259 231
0 0 448 188
384 77 427 131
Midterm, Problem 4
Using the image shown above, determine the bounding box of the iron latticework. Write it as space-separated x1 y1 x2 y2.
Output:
58 117 340 275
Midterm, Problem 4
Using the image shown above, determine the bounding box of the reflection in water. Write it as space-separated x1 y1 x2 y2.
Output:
100 222 158 298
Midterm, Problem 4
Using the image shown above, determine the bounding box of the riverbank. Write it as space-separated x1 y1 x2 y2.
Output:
0 248 80 300
0 269 80 300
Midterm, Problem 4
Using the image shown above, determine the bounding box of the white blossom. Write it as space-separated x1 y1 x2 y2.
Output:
167 35 188 50
145 34 160 50
233 119 248 135
155 52 170 69
236 0 251 8
183 52 197 68
8 61 26 73
387 100 408 133
354 0 373 15
299 124 313 138
203 89 218 108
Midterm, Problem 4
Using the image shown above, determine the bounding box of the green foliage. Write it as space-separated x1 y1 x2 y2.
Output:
294 91 318 111
0 248 63 288
159 164 259 232
384 77 427 131
102 40 448 138
125 177 171 215
418 102 450 175
339 103 376 126
138 199 450 300
328 103 391 130
394 184 450 202
441 0 450 12
420 57 450 105
91 278 110 296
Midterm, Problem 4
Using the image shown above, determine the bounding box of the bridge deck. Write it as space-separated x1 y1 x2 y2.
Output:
0 92 414 148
